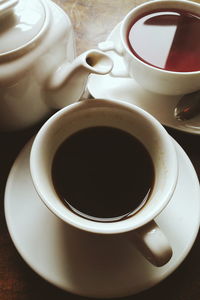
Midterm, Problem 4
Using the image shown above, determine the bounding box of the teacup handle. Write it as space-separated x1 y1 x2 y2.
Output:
98 40 130 77
133 220 172 267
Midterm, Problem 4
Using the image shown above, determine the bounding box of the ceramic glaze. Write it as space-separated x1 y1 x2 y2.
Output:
88 23 200 135
99 0 200 96
5 138 200 297
30 99 178 267
0 0 113 131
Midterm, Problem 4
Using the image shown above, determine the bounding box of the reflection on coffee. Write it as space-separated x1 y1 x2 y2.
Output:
128 9 200 72
52 126 154 222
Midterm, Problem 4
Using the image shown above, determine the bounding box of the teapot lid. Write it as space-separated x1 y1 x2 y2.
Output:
0 0 49 59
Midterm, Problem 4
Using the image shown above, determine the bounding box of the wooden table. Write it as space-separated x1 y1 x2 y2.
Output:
1 0 200 299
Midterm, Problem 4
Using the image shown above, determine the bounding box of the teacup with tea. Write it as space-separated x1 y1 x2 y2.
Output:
99 0 200 95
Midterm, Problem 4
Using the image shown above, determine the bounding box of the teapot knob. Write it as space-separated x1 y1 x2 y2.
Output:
0 0 19 18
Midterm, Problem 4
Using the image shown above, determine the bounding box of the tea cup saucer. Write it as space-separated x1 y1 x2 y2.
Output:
88 23 200 135
4 137 200 298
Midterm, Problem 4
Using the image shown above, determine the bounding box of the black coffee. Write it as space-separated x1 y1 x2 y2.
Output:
52 126 154 222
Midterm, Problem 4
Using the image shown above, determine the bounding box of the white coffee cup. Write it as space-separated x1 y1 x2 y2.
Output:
99 0 200 96
30 98 178 267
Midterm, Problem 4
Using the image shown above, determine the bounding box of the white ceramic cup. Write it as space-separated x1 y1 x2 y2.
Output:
30 98 178 267
99 0 200 95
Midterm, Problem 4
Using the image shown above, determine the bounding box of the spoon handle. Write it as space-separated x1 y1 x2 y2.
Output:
174 91 200 121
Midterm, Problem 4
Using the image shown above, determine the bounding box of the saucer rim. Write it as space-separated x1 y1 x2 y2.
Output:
4 138 200 298
88 22 200 135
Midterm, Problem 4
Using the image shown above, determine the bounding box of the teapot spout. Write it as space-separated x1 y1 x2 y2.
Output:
46 49 113 109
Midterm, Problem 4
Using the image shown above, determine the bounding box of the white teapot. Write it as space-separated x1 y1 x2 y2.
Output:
0 0 113 131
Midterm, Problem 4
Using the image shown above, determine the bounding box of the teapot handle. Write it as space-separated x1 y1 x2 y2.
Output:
45 49 113 109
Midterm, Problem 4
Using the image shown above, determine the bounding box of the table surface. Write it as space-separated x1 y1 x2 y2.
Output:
1 0 200 299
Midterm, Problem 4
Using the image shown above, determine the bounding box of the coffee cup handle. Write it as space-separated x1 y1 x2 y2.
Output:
98 41 130 77
133 220 173 267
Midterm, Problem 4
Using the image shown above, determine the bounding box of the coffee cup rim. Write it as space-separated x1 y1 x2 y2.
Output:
30 99 178 234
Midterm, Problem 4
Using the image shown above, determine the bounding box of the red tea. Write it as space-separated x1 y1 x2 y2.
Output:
128 9 200 72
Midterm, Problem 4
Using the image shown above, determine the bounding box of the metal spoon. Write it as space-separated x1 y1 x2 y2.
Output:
174 90 200 121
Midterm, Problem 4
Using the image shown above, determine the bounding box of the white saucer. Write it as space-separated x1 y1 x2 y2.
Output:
4 138 200 298
88 23 200 135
